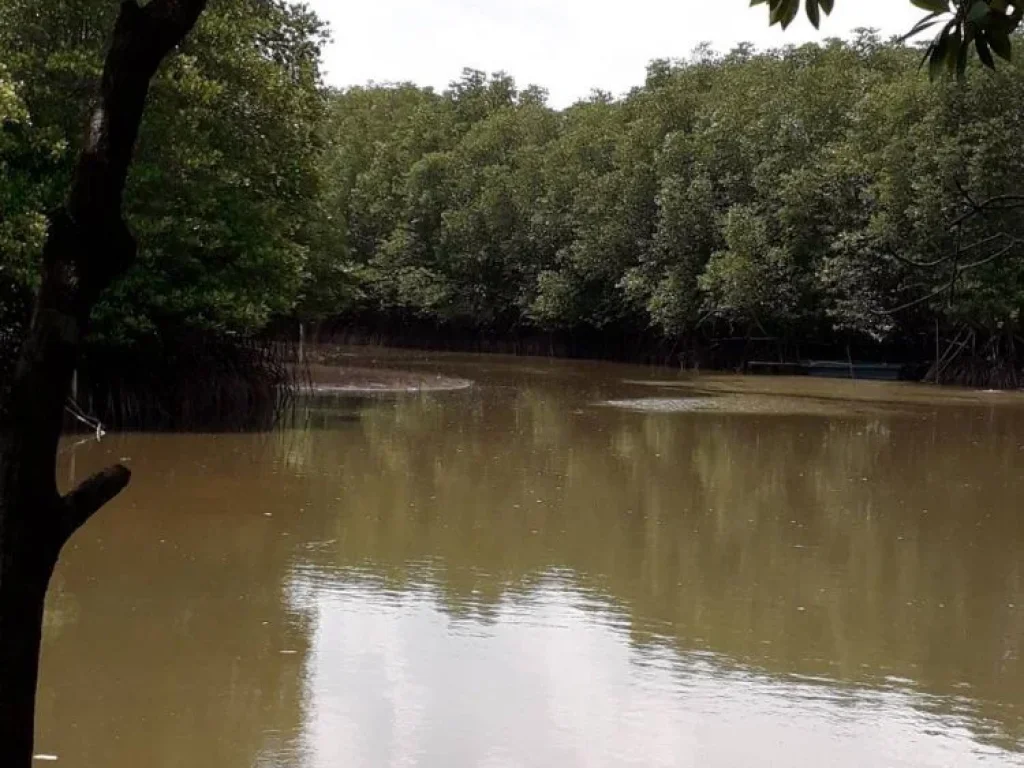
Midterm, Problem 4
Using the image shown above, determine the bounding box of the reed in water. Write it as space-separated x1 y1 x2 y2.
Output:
72 334 307 433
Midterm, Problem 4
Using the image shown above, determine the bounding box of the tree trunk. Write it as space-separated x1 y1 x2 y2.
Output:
0 495 54 764
0 2 207 765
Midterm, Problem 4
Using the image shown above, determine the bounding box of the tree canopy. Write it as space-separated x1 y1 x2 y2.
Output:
302 32 1024 381
0 0 327 344
3 5 1024 384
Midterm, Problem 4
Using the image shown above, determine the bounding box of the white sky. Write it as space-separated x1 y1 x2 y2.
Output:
307 0 927 107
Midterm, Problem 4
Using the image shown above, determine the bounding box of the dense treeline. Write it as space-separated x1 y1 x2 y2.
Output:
313 33 1024 383
3 2 1024 388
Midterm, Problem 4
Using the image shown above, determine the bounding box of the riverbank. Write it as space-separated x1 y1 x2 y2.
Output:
293 319 1024 391
292 318 929 374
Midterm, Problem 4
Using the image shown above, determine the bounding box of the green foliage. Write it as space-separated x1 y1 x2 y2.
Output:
0 63 62 381
0 66 55 297
0 0 327 343
701 206 804 329
310 34 1024 352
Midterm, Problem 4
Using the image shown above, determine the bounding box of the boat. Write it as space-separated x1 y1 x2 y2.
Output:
746 360 907 381
803 360 905 381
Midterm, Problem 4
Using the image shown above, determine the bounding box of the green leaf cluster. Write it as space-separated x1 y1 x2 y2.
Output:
0 0 328 344
755 0 1024 79
750 0 835 31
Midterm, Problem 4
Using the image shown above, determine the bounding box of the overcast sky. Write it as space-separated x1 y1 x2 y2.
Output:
306 0 926 107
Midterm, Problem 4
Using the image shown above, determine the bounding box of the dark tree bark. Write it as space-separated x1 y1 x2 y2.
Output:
0 1 208 764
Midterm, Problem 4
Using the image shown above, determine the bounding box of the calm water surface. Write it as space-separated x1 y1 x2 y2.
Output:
37 351 1024 767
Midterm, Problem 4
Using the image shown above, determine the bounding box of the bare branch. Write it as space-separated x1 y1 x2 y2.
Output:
959 233 1009 254
880 236 1020 316
890 251 954 269
958 240 1020 272
949 194 1024 230
877 280 958 316
889 184 1022 274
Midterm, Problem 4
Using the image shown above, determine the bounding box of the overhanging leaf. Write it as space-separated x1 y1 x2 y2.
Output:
910 0 950 12
976 33 996 67
806 0 821 28
928 25 953 79
987 25 1013 60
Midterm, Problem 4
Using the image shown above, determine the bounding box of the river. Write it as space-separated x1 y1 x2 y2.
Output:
37 350 1024 767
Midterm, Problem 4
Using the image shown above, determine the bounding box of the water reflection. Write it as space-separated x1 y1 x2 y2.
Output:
292 572 1018 768
38 354 1024 767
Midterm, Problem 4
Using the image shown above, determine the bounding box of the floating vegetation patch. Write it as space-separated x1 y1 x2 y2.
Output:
597 395 881 417
306 364 473 395
599 397 714 414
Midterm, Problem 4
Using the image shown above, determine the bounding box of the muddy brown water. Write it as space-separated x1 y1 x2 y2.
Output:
38 350 1024 767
